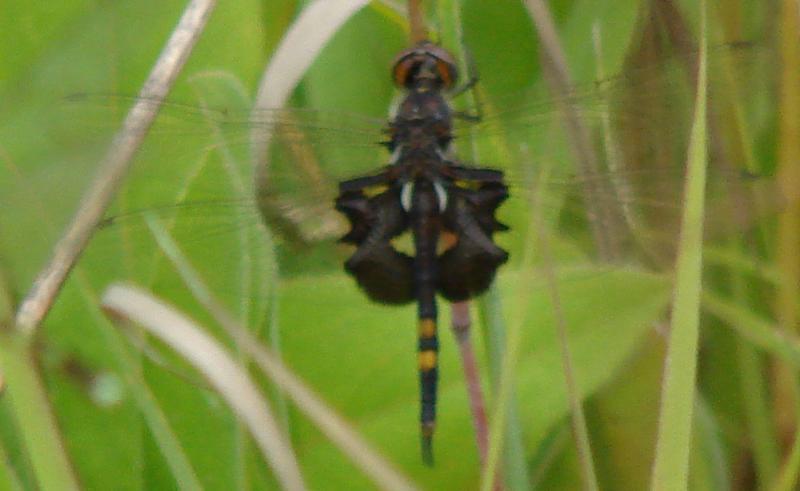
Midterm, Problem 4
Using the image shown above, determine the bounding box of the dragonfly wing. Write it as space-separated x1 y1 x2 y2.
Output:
446 40 782 271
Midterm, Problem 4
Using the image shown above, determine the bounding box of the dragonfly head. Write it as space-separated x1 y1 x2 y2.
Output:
392 41 458 91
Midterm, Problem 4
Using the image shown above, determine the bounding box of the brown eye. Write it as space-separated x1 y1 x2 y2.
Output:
436 60 456 88
392 58 414 87
422 43 458 88
391 43 459 88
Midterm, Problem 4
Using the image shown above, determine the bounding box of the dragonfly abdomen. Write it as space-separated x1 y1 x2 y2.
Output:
409 179 443 466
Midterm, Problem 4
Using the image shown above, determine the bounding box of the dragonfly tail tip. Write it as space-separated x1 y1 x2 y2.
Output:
421 423 435 466
421 435 434 466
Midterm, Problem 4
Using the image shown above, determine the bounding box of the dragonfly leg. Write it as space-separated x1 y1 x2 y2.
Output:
450 47 484 122
448 165 505 184
338 169 394 194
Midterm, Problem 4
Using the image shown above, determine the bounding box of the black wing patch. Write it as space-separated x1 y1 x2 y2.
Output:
336 187 415 305
335 172 508 305
438 182 509 302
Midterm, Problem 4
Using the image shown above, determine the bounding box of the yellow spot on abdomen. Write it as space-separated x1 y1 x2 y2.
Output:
418 319 437 338
419 350 438 371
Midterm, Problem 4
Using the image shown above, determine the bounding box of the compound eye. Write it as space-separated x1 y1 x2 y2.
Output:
435 59 457 89
392 56 417 87
391 43 459 88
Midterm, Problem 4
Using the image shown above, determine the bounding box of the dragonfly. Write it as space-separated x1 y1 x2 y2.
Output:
334 41 510 464
77 35 780 466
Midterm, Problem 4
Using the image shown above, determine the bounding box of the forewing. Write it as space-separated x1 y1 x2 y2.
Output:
73 88 394 267
448 40 782 269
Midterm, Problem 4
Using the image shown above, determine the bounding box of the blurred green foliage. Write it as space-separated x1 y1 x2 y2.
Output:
0 0 793 489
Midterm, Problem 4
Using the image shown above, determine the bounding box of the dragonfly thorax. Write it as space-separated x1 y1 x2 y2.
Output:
389 90 454 160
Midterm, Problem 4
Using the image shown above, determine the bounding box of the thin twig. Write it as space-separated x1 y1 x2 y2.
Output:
436 0 525 485
528 158 600 491
450 302 490 465
408 0 428 43
14 0 218 336
523 0 624 260
452 301 506 491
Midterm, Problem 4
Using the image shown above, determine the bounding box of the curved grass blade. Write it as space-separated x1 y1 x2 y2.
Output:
142 214 418 491
102 285 307 491
251 0 372 168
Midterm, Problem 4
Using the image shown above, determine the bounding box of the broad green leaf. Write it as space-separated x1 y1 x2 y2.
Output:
278 266 670 489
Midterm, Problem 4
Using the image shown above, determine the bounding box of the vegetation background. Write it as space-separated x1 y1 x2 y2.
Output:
0 0 797 489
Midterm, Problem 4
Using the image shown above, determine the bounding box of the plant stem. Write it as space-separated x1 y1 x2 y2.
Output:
451 302 490 465
14 0 218 336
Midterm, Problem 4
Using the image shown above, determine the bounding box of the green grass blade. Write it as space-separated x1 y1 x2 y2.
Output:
0 335 80 491
649 3 709 489
692 396 730 490
436 1 532 486
702 291 800 367
0 267 77 491
0 438 25 491
528 159 598 490
78 283 205 490
736 338 780 484
772 410 800 491
477 288 532 491
0 139 203 490
770 1 800 488
479 283 529 491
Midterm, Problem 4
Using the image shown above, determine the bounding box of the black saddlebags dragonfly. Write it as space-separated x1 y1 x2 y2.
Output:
76 37 779 465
